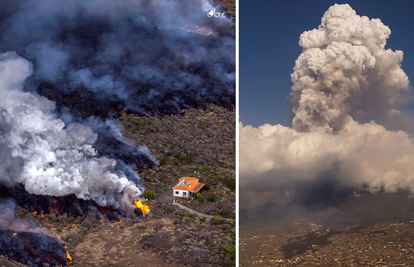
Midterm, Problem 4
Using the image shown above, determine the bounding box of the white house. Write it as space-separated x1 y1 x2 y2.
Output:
172 177 204 198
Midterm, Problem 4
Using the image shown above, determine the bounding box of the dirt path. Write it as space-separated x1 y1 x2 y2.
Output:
172 202 234 222
153 182 177 203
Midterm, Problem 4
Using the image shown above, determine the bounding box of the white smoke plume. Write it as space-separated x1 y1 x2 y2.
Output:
0 52 143 207
240 4 414 208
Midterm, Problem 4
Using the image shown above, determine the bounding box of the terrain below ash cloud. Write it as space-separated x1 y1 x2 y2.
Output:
240 190 414 266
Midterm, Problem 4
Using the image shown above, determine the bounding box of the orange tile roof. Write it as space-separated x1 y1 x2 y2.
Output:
172 177 204 193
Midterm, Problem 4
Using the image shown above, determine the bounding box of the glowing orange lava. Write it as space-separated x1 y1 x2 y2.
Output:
66 251 72 261
134 199 150 214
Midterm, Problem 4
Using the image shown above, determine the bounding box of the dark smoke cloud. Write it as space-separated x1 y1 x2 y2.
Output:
0 0 235 116
240 4 414 208
0 0 234 208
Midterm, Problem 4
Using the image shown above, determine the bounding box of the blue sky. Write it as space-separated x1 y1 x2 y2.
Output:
240 0 414 127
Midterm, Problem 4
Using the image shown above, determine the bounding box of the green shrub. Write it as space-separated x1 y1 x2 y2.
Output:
206 192 217 202
224 178 235 191
201 121 209 128
133 120 145 127
183 211 194 218
179 152 189 161
213 215 222 225
143 189 157 200
224 244 235 265
195 192 204 202
160 157 167 165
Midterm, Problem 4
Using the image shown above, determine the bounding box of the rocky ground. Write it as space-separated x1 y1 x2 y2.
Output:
240 192 414 267
240 219 414 266
1 196 235 267
120 104 235 219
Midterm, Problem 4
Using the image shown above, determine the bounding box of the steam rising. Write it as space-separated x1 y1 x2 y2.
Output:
0 52 142 207
0 0 234 208
240 4 414 207
0 0 235 116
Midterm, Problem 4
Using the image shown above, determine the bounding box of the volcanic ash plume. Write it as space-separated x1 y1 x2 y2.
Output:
240 4 414 206
291 4 409 133
0 52 143 207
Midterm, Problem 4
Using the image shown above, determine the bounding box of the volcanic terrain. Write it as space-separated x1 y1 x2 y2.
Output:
1 104 235 267
240 191 414 266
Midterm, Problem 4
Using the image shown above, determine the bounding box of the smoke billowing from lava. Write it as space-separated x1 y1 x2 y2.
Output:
240 4 414 208
0 0 234 208
0 0 235 117
0 52 146 207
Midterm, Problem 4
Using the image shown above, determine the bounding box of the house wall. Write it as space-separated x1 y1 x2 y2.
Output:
173 189 191 198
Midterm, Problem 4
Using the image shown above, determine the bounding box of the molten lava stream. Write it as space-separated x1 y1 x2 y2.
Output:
0 229 72 266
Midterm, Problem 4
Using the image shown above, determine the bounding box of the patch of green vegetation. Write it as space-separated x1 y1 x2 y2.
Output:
224 244 235 264
195 192 204 203
206 192 217 202
132 119 146 127
160 157 167 165
143 189 157 200
201 121 209 128
197 165 208 173
183 211 194 219
224 178 235 191
213 215 222 225
179 152 189 161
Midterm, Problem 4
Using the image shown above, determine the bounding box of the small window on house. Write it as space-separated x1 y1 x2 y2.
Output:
183 192 187 196
175 191 179 195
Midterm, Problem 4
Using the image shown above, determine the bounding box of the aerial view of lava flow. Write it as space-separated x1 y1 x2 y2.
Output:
0 0 234 266
240 2 414 266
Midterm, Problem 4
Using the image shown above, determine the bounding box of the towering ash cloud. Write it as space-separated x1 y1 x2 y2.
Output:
240 4 413 208
0 0 235 116
0 52 144 207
